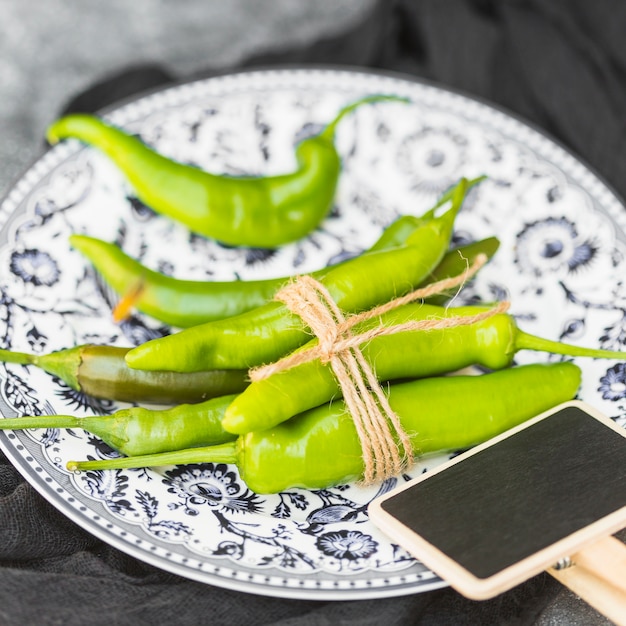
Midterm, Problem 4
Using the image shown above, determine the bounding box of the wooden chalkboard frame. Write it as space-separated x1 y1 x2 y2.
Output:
368 400 626 609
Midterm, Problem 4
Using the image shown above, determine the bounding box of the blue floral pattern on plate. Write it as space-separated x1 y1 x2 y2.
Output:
0 68 625 599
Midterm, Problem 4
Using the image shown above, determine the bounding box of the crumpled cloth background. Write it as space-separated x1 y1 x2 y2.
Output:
0 1 623 624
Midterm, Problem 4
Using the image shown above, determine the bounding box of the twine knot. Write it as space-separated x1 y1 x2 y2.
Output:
250 252 509 485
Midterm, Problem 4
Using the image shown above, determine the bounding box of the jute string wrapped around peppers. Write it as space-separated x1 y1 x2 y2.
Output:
249 253 510 484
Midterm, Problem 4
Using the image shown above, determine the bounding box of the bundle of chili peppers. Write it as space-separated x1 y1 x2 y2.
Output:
1 105 623 493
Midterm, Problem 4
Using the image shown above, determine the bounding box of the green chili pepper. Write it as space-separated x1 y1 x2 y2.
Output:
67 362 582 493
69 228 498 328
0 394 237 456
124 179 470 372
47 95 408 248
418 236 499 306
68 213 428 328
0 345 247 404
222 302 626 434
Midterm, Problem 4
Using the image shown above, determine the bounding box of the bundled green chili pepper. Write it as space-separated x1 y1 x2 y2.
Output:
67 362 582 493
0 394 237 456
70 229 498 327
222 303 626 434
47 95 407 247
0 345 247 404
124 179 470 372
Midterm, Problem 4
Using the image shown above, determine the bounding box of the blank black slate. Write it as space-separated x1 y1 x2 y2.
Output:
379 405 626 579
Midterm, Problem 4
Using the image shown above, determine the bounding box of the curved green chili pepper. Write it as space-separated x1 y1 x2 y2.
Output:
0 345 247 404
0 394 237 456
47 95 408 248
222 302 626 434
69 230 498 328
124 179 469 372
67 362 582 493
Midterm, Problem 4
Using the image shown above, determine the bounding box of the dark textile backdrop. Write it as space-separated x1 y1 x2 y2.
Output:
2 1 623 624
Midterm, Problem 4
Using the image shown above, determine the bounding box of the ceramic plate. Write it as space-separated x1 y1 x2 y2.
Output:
1 67 626 600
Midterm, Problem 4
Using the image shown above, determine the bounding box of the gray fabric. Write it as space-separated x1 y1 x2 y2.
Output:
0 0 376 200
0 1 622 623
249 0 626 205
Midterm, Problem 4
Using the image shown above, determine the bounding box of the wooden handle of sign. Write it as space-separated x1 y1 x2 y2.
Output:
549 536 626 626
573 535 626 595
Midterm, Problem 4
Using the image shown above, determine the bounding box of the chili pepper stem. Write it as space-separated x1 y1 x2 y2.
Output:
320 95 410 141
0 346 82 390
431 175 486 214
514 329 626 359
0 415 82 430
0 348 36 366
0 414 129 452
67 441 238 472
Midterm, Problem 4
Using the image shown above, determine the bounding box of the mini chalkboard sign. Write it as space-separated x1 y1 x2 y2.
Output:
368 401 626 625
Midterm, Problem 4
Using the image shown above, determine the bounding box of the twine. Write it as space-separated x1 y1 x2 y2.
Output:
250 253 510 485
